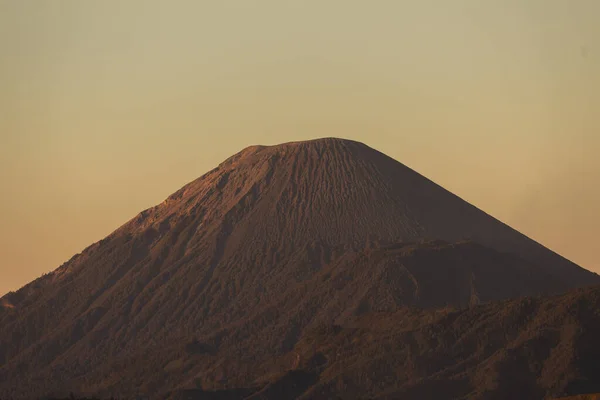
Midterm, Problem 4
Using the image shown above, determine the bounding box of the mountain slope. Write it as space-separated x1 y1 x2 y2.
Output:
177 285 600 400
263 285 600 400
1 138 598 398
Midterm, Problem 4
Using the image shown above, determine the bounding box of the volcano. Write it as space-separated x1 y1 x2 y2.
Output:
1 138 598 399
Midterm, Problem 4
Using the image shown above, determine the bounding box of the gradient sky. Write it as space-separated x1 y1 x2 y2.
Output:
1 0 599 296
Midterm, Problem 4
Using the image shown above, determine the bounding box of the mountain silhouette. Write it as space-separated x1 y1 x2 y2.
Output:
1 138 598 399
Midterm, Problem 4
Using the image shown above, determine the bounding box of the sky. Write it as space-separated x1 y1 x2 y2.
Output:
1 0 599 296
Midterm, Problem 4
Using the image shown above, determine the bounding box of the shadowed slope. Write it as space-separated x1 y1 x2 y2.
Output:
166 285 600 400
282 285 600 400
0 138 598 398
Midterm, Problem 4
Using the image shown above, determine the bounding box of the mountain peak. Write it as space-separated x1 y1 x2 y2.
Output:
233 137 371 162
250 137 363 149
119 137 586 275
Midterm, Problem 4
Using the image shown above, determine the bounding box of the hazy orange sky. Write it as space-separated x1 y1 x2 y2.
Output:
1 1 599 296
